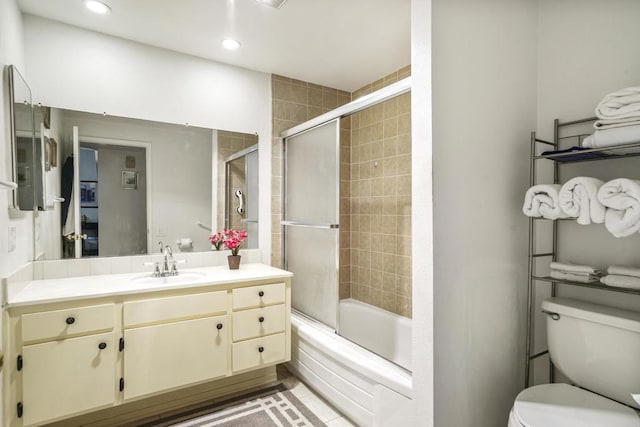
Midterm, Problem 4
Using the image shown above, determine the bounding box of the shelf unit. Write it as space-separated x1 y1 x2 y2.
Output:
525 117 640 388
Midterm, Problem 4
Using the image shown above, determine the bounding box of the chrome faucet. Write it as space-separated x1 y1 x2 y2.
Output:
150 241 179 277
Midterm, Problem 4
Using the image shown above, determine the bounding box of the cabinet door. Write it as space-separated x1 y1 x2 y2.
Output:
22 332 116 426
123 315 228 401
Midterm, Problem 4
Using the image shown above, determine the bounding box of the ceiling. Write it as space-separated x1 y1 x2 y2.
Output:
17 0 411 92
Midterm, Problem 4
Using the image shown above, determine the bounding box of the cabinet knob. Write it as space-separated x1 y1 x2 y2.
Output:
98 342 107 350
216 323 223 330
258 316 265 323
65 316 75 325
258 346 264 353
258 291 265 297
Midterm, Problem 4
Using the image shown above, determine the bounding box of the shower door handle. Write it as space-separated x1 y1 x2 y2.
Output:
280 221 339 229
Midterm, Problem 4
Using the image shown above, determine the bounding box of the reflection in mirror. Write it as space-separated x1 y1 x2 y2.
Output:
37 108 258 260
8 65 43 211
217 132 259 249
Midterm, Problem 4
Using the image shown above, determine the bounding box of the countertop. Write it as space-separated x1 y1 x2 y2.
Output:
7 263 293 308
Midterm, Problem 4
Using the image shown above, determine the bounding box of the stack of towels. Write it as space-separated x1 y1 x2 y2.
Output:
583 86 640 150
549 262 603 283
601 265 640 290
523 177 605 224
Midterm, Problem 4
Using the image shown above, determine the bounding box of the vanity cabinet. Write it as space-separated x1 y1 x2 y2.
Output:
19 303 118 426
4 270 291 427
123 315 229 400
231 283 288 373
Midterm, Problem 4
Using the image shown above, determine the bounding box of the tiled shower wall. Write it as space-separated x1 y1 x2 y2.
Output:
349 65 412 318
270 75 351 277
271 66 411 318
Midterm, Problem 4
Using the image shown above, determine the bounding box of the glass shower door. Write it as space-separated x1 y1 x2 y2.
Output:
283 119 340 329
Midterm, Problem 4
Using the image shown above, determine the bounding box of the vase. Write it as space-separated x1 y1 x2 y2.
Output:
227 255 241 270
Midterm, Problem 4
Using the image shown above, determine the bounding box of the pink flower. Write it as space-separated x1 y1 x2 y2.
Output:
209 232 225 250
223 228 248 256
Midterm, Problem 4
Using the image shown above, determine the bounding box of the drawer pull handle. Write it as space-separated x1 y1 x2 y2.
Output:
259 316 265 323
258 346 264 353
258 291 265 297
217 323 223 330
65 317 75 325
98 342 107 350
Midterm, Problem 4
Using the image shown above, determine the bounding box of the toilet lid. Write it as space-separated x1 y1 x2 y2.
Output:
513 383 640 427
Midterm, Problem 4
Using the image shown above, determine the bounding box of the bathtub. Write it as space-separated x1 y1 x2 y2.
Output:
287 299 412 426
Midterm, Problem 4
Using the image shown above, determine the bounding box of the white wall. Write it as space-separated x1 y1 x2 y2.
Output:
0 0 32 278
432 0 537 426
22 15 272 263
410 0 434 425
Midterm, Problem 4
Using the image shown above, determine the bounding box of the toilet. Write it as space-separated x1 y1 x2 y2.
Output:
509 297 640 426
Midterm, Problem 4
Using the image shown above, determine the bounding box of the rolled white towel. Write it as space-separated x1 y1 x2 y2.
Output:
550 261 603 276
559 177 605 225
595 86 640 121
523 184 569 220
600 274 640 290
597 178 640 237
550 270 600 283
608 265 640 278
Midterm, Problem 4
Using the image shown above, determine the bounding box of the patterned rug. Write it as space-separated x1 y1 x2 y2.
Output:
141 384 327 427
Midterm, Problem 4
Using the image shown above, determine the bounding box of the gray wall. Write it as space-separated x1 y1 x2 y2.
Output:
432 0 537 425
95 145 147 256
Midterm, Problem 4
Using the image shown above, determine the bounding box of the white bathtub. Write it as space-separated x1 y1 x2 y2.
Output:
287 299 412 426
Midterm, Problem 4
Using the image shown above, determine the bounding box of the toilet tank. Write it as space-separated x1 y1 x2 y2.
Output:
543 297 640 409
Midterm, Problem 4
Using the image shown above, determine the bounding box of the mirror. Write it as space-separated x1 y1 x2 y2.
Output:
8 65 44 211
35 107 258 260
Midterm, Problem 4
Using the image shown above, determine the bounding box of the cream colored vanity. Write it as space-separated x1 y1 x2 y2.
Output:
2 264 292 427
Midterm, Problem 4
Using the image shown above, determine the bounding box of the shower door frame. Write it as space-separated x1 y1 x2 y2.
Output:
282 119 341 329
280 77 412 332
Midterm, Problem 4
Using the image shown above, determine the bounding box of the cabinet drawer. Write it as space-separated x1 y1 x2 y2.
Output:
124 290 227 327
22 304 115 343
232 283 285 310
232 333 286 373
232 304 286 342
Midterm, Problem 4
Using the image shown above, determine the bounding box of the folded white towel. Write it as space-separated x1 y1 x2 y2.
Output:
558 177 605 225
597 178 640 237
550 270 600 283
607 265 640 278
595 86 640 121
550 261 603 275
593 117 640 130
523 184 569 220
600 274 640 290
583 124 640 152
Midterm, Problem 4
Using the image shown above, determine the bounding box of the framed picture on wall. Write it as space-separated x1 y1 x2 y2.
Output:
121 170 138 190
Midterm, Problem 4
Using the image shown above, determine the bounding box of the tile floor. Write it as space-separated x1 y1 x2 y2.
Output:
277 365 357 427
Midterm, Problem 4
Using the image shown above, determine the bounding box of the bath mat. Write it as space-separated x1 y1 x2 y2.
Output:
140 384 327 427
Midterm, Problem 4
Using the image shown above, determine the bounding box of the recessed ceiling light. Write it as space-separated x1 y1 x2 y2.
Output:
222 39 241 50
255 0 288 9
84 0 111 14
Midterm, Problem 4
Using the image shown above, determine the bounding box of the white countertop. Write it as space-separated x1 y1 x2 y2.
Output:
7 263 293 308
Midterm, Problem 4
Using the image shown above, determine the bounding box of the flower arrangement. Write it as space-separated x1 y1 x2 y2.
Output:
209 231 225 250
222 228 248 256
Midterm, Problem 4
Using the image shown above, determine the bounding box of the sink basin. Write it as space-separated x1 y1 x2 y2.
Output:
131 271 208 286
